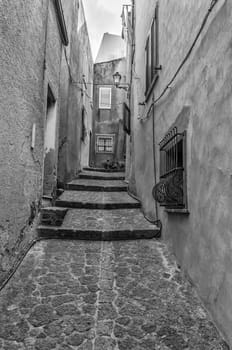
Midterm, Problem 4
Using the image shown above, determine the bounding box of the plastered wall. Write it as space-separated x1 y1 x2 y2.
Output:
58 0 93 184
0 0 63 282
131 0 232 345
0 0 46 281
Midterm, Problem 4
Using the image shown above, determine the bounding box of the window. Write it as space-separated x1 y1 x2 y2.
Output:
96 134 114 153
145 3 159 97
153 127 187 209
99 87 111 109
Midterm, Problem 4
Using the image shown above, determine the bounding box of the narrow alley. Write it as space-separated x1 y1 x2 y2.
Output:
1 0 232 348
0 168 228 349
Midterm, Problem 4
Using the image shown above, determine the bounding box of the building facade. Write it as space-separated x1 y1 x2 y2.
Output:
127 0 232 345
0 0 92 283
91 33 127 169
58 0 93 185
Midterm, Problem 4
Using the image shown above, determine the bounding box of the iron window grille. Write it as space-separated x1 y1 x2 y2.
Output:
145 3 160 99
96 134 114 153
99 87 112 109
153 127 187 209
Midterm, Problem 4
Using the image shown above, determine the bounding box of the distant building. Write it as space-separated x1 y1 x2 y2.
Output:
91 33 127 169
95 33 126 64
126 0 232 346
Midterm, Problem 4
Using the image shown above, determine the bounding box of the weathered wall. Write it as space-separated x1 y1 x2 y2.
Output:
0 0 66 282
56 0 75 186
43 0 64 196
75 0 93 170
131 0 232 345
58 0 93 184
0 0 44 281
91 58 127 168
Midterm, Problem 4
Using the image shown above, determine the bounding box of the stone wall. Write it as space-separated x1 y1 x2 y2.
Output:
0 0 46 282
0 0 65 283
91 58 127 168
131 0 232 345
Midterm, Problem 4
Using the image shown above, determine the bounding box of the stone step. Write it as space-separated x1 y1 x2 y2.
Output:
66 179 128 192
55 191 140 210
79 170 125 181
37 208 160 240
83 167 124 173
40 207 68 226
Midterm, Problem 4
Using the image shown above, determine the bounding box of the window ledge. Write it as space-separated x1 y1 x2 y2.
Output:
165 208 190 215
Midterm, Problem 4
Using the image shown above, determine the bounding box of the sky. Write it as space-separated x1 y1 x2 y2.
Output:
82 0 131 61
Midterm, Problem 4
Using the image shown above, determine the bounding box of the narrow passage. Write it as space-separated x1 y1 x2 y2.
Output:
0 168 227 349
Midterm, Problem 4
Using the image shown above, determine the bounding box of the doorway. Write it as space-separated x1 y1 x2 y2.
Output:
43 85 57 197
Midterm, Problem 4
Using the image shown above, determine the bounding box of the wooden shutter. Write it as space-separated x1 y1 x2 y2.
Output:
99 87 111 109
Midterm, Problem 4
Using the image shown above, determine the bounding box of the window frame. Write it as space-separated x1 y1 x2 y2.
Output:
95 134 115 154
99 87 112 110
145 3 159 100
153 128 188 210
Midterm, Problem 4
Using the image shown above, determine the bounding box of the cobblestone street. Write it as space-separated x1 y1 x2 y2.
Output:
0 239 227 350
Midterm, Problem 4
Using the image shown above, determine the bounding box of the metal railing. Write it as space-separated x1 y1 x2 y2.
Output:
153 127 186 208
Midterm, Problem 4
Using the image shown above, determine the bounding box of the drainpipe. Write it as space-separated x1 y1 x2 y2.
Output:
152 92 161 229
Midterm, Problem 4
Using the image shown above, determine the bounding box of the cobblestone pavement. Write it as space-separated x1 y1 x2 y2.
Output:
0 239 227 350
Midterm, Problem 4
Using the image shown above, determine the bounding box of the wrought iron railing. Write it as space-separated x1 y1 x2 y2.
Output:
153 127 186 208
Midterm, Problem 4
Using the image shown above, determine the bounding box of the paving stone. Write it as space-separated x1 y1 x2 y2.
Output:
98 302 118 320
77 340 93 350
97 320 114 336
73 315 95 332
55 303 80 316
51 294 76 307
0 320 29 342
28 304 57 327
35 337 57 350
0 240 228 350
67 332 85 346
116 316 131 326
82 304 96 315
94 336 117 350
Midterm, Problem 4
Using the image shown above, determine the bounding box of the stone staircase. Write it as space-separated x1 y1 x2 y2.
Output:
38 168 160 240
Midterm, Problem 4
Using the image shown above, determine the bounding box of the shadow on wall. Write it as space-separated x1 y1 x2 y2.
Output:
43 149 56 196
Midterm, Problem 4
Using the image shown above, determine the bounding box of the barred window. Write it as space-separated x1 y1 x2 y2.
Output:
99 87 111 109
153 128 187 209
96 134 114 153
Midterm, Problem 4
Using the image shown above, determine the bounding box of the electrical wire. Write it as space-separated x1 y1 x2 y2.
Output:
139 0 220 121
